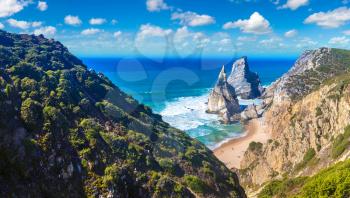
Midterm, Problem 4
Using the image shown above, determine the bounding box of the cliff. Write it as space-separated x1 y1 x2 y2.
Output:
0 31 246 198
227 57 263 99
207 66 241 123
239 48 350 194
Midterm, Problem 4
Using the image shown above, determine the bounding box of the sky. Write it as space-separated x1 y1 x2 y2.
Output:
0 0 350 58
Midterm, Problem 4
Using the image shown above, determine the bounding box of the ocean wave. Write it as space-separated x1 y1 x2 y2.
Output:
160 93 219 131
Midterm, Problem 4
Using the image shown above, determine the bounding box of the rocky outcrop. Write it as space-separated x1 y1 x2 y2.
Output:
227 57 263 99
208 66 241 123
239 48 350 189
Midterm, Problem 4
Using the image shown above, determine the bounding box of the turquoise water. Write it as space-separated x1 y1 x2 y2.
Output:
82 57 294 149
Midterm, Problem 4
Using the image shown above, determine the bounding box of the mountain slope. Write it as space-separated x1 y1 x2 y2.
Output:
239 48 350 194
0 31 245 198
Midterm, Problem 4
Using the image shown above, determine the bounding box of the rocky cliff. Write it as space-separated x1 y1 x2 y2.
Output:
0 30 246 198
239 48 350 192
227 57 263 99
207 66 241 123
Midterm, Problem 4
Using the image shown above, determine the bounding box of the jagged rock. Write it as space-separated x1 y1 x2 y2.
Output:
207 66 240 123
227 57 263 99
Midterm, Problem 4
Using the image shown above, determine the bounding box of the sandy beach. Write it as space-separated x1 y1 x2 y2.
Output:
214 118 270 169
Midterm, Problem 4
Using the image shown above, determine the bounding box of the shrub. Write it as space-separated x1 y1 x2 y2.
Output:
331 126 350 159
294 148 316 171
248 141 263 153
183 175 207 194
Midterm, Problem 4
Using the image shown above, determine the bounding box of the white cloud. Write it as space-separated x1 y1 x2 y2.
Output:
172 11 215 27
146 0 169 12
113 31 122 38
343 30 350 35
136 24 172 40
280 0 309 10
329 36 350 45
304 7 350 28
259 37 282 46
64 15 82 26
284 29 298 38
296 37 318 48
81 28 102 35
37 1 48 11
32 21 42 28
34 26 56 37
0 22 4 29
111 19 118 25
223 12 271 34
89 18 106 25
0 0 29 18
7 19 43 29
237 36 257 42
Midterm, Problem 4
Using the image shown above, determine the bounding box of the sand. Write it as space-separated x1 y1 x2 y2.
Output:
213 118 270 169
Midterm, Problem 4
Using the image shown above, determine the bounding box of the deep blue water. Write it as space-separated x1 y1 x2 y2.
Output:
82 57 295 149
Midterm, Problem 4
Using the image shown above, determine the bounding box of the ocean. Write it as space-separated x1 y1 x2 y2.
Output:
82 57 295 149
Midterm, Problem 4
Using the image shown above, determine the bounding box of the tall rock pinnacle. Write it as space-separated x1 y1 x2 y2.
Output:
207 65 241 123
227 57 263 99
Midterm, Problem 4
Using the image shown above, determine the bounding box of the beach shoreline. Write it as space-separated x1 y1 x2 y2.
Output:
213 118 270 169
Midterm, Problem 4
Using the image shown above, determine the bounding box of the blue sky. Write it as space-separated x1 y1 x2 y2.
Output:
1 0 350 58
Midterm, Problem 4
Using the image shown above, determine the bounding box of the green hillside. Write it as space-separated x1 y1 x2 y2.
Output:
0 30 245 198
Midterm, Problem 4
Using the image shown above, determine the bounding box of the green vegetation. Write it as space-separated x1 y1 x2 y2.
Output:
0 30 244 197
331 126 350 159
259 159 350 198
284 48 350 101
248 141 263 153
294 148 316 172
258 177 307 198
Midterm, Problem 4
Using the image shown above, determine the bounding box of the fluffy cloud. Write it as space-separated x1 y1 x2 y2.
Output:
34 26 56 37
146 0 169 12
136 24 172 40
89 18 106 25
259 37 283 46
284 29 298 38
113 31 122 38
37 1 48 11
329 36 350 45
111 19 118 25
0 0 29 18
0 22 4 29
7 18 42 29
296 37 318 48
64 15 82 26
171 11 215 27
304 7 350 28
81 28 102 35
223 12 271 34
344 30 350 35
280 0 309 10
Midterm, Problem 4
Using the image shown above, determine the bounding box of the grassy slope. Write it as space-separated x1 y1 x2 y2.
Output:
0 31 245 197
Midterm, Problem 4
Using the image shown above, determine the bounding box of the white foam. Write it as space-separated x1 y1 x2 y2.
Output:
160 93 219 131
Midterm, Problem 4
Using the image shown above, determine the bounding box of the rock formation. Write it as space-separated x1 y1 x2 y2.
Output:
239 48 350 191
207 66 241 123
227 57 263 99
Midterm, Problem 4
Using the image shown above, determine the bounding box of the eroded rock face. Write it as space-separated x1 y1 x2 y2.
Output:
239 48 350 189
208 66 240 123
227 57 263 99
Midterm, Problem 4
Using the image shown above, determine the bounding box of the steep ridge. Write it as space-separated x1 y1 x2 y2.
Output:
239 48 350 193
207 66 241 123
0 31 246 197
